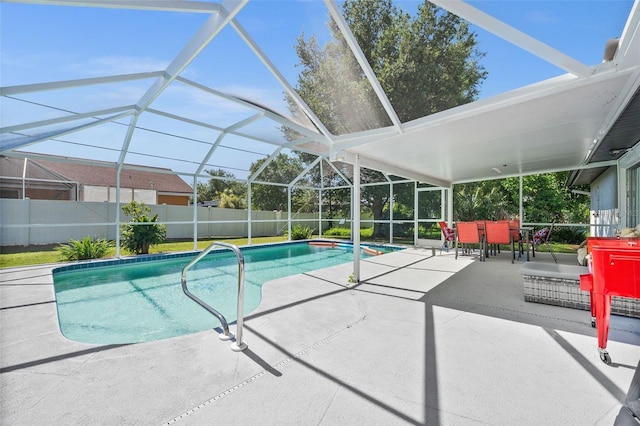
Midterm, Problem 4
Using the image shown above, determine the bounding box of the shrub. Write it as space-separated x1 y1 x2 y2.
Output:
322 226 375 239
120 201 167 254
289 224 314 240
360 227 373 238
552 226 587 244
323 227 351 238
57 235 113 261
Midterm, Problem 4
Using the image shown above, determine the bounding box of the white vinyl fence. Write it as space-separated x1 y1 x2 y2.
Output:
0 199 320 246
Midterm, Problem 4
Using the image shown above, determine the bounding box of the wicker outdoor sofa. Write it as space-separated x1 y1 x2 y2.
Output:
519 262 640 319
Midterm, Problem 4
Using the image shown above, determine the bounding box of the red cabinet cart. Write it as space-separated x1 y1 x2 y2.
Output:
579 237 640 364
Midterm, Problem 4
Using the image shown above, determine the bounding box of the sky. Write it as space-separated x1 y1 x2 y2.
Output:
0 0 636 180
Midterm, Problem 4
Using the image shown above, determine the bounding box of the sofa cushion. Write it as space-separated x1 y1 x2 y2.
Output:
520 262 588 280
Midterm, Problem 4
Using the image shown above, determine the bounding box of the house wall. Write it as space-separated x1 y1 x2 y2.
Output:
0 199 319 246
590 167 618 237
0 183 188 205
619 144 640 228
83 185 158 204
158 194 189 206
78 186 191 206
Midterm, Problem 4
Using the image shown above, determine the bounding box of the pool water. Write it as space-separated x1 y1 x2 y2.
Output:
52 242 400 344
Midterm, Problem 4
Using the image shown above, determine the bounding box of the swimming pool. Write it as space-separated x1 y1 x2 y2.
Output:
52 241 401 344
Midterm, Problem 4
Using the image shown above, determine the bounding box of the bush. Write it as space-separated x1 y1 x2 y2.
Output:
322 226 375 239
360 227 373 238
120 201 167 254
57 236 113 261
289 225 314 240
418 223 440 239
551 226 587 245
323 227 351 238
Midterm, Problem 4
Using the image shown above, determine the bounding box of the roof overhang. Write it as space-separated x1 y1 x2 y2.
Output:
331 64 639 186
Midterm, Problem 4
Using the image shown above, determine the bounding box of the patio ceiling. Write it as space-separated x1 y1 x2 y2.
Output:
1 0 639 188
338 65 639 185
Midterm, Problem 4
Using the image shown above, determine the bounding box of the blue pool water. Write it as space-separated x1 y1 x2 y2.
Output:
52 241 401 344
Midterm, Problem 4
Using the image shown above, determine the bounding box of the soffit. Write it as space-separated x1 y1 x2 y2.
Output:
338 69 635 185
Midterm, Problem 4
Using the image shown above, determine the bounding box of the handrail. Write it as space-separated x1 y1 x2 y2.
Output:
181 242 248 352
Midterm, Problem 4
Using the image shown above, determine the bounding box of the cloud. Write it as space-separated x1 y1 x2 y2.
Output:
159 83 291 120
66 55 169 76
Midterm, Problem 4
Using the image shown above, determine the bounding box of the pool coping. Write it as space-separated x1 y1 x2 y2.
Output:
51 239 405 274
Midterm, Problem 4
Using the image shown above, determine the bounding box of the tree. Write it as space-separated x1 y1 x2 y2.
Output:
497 172 589 226
219 188 246 209
454 173 590 243
454 180 509 221
289 0 487 237
120 201 166 255
292 154 355 226
343 0 486 120
514 173 589 243
249 153 304 211
196 168 246 208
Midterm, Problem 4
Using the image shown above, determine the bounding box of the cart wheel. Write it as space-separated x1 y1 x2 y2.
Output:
599 351 611 365
591 318 596 328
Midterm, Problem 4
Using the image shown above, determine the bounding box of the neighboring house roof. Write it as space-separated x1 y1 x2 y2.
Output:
1 156 193 194
1 156 73 184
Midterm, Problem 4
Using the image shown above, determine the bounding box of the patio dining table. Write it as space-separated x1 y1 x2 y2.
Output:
473 221 533 261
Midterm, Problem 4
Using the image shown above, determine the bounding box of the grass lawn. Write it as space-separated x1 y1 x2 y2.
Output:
0 236 290 269
1 236 578 269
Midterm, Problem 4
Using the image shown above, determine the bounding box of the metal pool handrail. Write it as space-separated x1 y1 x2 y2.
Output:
181 242 248 352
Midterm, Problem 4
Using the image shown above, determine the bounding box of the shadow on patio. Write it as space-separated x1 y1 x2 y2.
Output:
1 249 638 425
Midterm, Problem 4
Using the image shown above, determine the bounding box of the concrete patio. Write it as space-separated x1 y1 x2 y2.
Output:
1 247 639 425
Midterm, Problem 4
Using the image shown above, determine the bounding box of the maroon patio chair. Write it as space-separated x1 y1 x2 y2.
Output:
533 220 557 263
439 221 455 253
